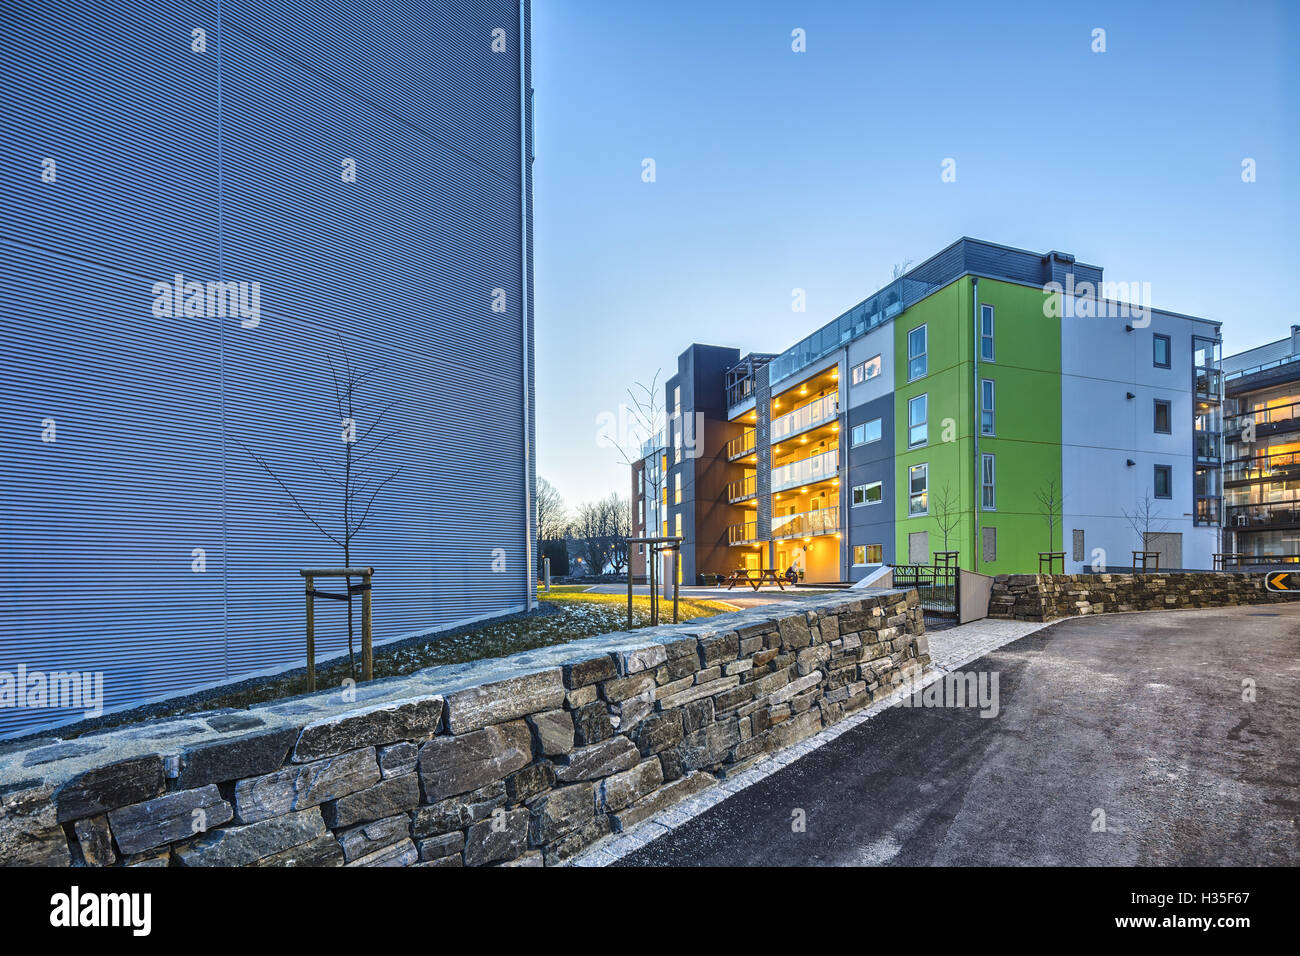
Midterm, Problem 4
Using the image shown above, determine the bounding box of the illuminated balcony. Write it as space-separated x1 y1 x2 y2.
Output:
727 474 757 503
770 393 839 443
771 506 839 541
727 520 759 545
727 429 756 461
771 448 838 493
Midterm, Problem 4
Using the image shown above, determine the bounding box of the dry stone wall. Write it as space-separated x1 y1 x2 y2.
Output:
988 572 1290 622
0 588 926 868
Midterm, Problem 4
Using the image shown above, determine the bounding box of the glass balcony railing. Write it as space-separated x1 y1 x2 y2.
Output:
1225 501 1300 529
727 520 758 545
771 448 838 492
771 506 839 540
726 474 757 502
727 429 756 461
1224 451 1300 484
1224 400 1300 434
1195 368 1223 403
771 394 838 443
1194 432 1222 464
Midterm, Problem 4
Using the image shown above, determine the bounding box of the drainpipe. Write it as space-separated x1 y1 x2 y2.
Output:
519 0 535 609
972 277 980 574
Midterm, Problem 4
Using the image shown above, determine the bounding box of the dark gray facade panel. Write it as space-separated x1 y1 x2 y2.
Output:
847 394 895 576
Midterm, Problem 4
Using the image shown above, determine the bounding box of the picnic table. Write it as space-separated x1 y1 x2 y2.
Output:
724 568 787 591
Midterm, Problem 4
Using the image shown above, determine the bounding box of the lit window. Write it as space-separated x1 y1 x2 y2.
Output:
907 325 927 380
675 513 683 537
909 394 928 447
674 473 682 504
865 543 883 564
853 545 866 565
908 463 928 515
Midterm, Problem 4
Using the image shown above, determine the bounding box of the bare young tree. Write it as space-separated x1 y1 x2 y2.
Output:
242 342 401 679
1122 491 1167 554
602 370 666 533
892 260 913 280
1034 479 1063 554
930 481 962 557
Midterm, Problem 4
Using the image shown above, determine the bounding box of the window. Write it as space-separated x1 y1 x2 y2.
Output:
637 471 644 494
673 386 681 415
981 453 995 510
852 481 882 507
907 325 927 380
851 417 882 446
980 305 995 361
908 463 928 515
981 379 995 436
1153 399 1171 434
908 394 928 447
851 355 882 385
865 543 883 564
853 545 866 566
673 473 682 504
674 513 682 536
1154 465 1172 499
1153 334 1171 369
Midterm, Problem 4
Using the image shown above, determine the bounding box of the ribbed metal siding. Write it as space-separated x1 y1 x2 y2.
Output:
0 0 533 736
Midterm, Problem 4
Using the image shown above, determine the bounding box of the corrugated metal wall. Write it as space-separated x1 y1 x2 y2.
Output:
0 0 534 736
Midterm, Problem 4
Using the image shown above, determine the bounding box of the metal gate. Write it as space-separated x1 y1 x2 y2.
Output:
891 562 959 616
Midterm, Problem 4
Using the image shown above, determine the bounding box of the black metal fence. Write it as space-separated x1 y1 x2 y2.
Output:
891 562 958 616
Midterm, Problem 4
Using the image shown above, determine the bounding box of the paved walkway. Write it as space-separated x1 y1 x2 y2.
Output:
568 614 1050 866
592 605 1300 866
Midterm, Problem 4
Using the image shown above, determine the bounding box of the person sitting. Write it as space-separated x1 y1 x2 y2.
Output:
784 566 798 585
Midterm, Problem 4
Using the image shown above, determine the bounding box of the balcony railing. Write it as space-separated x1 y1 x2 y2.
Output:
726 474 757 503
1194 433 1222 464
1225 501 1300 529
1224 400 1300 435
1195 368 1223 403
771 393 838 443
772 506 839 540
1224 451 1300 484
727 520 759 545
771 448 838 492
1195 496 1222 526
727 429 756 461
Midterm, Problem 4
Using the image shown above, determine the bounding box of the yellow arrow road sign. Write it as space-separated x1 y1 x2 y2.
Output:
1266 571 1292 591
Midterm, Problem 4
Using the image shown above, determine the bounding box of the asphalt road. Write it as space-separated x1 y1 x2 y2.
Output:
618 605 1300 866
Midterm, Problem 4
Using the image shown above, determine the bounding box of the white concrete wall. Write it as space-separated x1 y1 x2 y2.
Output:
1060 304 1221 570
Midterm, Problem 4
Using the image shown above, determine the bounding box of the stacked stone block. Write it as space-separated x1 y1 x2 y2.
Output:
0 589 926 868
988 572 1290 622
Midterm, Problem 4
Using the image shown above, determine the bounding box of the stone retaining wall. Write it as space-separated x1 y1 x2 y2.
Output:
0 589 926 868
988 572 1290 622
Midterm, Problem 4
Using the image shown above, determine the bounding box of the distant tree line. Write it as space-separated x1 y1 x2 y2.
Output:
536 477 631 578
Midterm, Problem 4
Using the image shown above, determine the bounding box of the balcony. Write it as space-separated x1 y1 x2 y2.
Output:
772 506 839 540
770 393 838 443
1226 501 1300 530
1194 432 1222 465
727 520 758 545
1224 451 1300 485
1224 400 1300 438
727 429 756 461
1195 367 1223 404
771 448 838 493
727 474 757 503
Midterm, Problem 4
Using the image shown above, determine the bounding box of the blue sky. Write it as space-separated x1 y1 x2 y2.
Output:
531 0 1297 507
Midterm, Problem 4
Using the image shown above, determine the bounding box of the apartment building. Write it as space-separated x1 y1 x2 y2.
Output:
1221 328 1300 557
637 238 1223 584
0 1 536 735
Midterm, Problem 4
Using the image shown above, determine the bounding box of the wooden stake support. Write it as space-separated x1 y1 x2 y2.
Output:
299 567 374 691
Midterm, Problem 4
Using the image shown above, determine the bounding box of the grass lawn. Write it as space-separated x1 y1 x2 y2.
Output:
49 593 736 739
